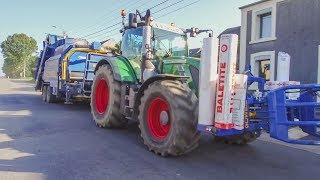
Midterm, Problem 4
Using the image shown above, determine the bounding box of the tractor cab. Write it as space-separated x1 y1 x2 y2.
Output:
121 23 188 59
120 23 188 76
120 9 211 82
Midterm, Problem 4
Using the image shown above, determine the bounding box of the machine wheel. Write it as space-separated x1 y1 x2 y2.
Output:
46 86 56 103
214 131 261 145
90 64 128 128
138 80 200 156
42 85 47 102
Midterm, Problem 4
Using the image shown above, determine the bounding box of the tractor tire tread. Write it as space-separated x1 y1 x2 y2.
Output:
91 64 128 128
214 131 261 145
138 80 199 156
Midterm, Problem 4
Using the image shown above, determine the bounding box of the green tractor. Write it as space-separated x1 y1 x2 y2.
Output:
91 9 212 156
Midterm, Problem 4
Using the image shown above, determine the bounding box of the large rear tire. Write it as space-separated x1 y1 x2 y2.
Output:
90 64 128 128
46 86 56 103
42 85 47 102
138 80 200 156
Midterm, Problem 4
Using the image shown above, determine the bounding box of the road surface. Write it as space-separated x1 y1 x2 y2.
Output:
0 78 319 180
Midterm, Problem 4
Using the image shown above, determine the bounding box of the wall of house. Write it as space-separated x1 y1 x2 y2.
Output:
243 0 320 84
275 0 320 83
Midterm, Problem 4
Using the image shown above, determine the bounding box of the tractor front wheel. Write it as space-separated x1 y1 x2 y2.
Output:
138 80 199 156
90 64 128 128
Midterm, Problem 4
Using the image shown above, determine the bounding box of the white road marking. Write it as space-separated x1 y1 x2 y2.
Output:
0 110 32 116
0 171 45 180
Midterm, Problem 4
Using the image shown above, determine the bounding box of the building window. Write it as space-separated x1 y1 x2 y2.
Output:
259 12 272 38
258 59 271 80
250 51 275 81
250 3 278 44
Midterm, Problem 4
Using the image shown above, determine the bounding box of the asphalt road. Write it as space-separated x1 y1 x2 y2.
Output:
0 78 319 180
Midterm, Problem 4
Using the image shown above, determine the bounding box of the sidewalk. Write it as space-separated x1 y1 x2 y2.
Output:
259 129 320 155
0 79 38 95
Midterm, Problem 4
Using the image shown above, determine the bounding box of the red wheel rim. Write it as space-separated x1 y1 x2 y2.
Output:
94 79 109 114
147 97 171 140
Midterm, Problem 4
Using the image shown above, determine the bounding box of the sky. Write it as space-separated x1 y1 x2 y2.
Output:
0 0 257 76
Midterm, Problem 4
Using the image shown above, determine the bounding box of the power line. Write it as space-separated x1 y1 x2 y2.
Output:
146 0 170 11
95 31 122 43
69 0 143 34
86 0 201 42
87 25 122 41
80 0 171 39
81 22 122 39
79 0 157 36
91 0 173 42
153 0 185 14
74 0 156 37
67 0 120 33
156 0 201 19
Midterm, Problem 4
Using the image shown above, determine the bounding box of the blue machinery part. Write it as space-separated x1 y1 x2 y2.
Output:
268 84 320 145
198 75 320 145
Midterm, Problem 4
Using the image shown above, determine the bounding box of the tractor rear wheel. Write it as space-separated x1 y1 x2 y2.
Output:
138 80 200 156
90 64 128 128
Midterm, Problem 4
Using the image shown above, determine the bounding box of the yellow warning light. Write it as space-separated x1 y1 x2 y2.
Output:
170 23 175 26
249 112 257 118
121 9 126 16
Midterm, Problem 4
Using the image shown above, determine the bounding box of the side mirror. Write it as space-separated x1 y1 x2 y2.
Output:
129 13 137 28
187 28 213 37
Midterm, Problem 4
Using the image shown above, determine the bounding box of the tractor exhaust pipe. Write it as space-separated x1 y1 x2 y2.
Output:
140 9 155 82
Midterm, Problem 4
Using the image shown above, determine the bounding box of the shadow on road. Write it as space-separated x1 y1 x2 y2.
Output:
0 96 46 179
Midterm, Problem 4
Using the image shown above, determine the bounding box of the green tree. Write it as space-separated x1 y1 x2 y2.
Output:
28 55 38 78
2 58 16 78
1 33 38 78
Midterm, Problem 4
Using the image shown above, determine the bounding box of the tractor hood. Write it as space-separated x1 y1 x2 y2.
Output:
161 56 200 96
162 56 200 70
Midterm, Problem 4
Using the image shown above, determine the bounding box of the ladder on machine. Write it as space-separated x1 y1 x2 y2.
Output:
82 58 97 95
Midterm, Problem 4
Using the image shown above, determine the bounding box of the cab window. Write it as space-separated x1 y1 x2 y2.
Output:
121 27 143 61
68 52 87 72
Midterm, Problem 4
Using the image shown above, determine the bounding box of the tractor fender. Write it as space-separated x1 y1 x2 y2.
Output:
133 74 190 116
94 58 121 81
94 57 137 83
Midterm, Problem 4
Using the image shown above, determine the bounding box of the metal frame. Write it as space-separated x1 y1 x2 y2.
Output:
268 84 320 145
